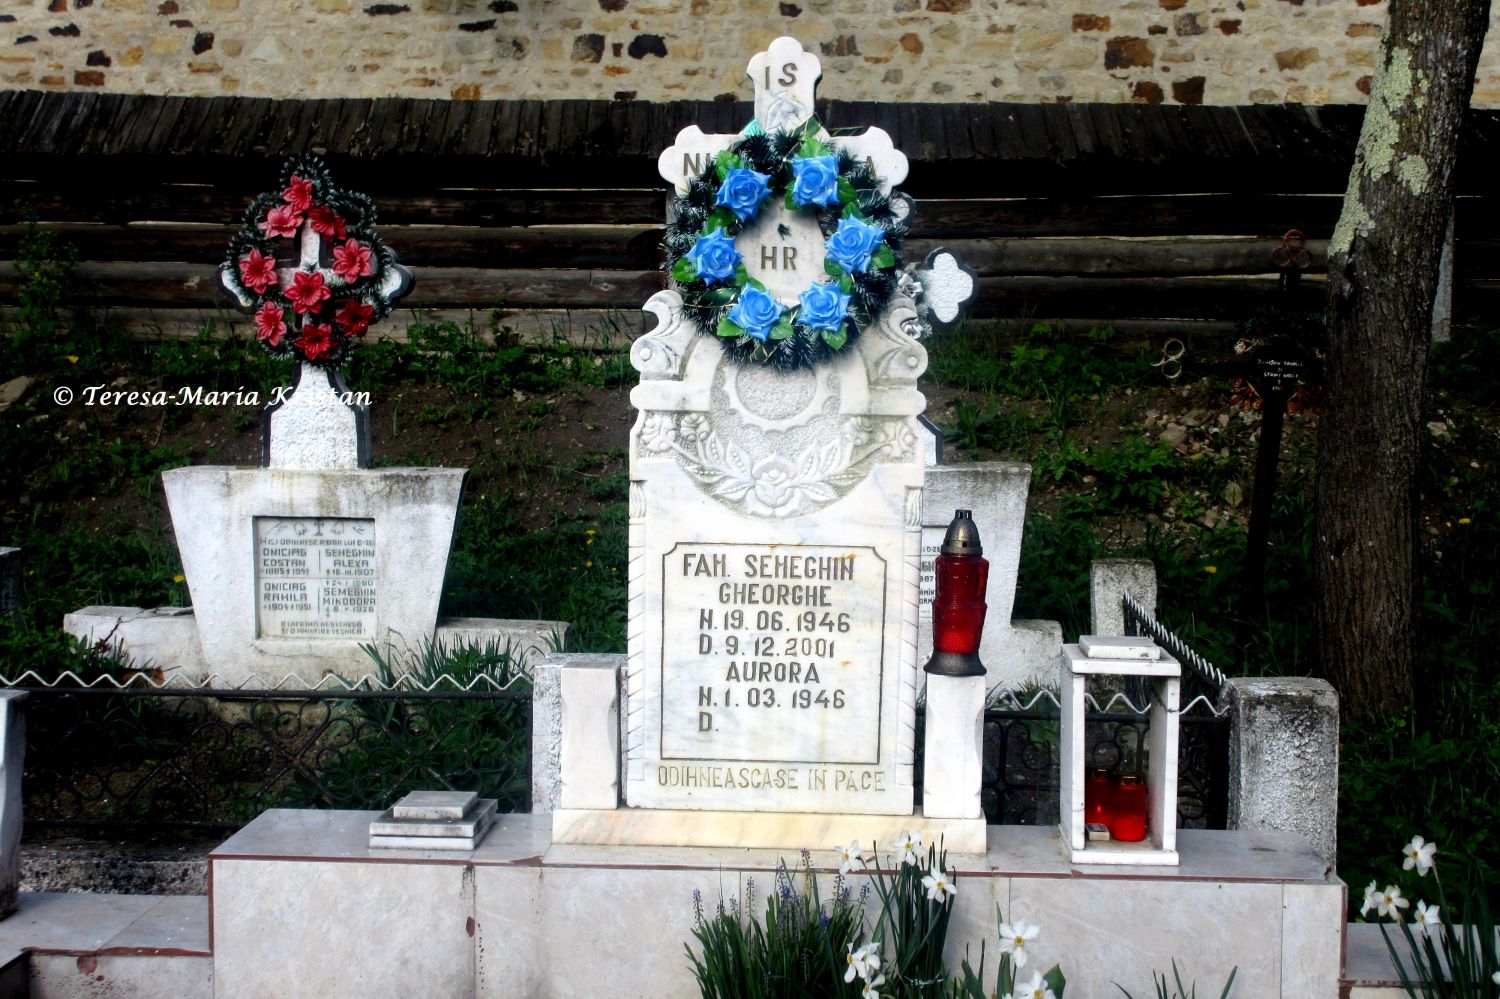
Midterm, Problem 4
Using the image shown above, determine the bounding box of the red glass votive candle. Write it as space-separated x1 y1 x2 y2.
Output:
1112 773 1148 842
1085 768 1114 827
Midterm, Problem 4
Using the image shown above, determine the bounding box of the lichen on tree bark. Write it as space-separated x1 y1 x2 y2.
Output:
1315 0 1490 721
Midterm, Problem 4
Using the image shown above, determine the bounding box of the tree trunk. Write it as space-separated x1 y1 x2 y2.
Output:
1316 0 1491 721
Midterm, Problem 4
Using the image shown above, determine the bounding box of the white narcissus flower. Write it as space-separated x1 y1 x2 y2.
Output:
836 841 863 876
1402 836 1438 877
1012 972 1056 999
1360 880 1381 918
860 972 886 999
1414 900 1441 932
1378 884 1411 921
921 864 957 901
998 919 1040 968
844 941 880 983
891 830 924 867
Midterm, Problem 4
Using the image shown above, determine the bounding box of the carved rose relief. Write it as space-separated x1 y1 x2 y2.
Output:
638 410 916 518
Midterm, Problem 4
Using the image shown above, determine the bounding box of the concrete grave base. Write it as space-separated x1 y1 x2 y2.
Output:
201 809 1343 999
61 607 566 685
550 807 988 854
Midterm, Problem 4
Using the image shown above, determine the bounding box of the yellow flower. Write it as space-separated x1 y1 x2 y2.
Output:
1458 517 1471 525
65 355 78 364
585 561 593 568
586 538 594 546
1205 566 1218 574
172 574 185 583
586 529 596 536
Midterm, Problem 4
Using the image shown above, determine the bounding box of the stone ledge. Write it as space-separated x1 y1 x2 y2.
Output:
551 807 989 854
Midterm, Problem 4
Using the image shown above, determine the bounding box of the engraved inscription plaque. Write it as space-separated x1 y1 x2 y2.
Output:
660 543 886 766
255 516 376 640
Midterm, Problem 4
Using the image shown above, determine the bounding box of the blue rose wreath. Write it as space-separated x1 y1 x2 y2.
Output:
664 119 908 372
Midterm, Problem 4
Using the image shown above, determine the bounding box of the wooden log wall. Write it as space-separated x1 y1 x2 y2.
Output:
1 91 1497 346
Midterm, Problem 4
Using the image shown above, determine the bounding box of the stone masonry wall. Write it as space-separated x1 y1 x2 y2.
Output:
4 0 1500 108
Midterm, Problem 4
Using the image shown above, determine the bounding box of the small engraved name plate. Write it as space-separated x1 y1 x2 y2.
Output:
255 516 376 640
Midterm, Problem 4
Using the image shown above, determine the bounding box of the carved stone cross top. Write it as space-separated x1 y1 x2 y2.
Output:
747 35 821 135
657 37 908 197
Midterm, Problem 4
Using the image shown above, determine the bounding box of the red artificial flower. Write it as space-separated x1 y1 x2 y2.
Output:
282 175 315 213
307 205 347 241
254 302 287 347
286 270 331 314
259 204 303 239
335 299 376 337
331 239 375 283
238 248 278 294
294 321 337 362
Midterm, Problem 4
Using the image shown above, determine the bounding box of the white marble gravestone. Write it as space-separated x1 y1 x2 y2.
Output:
553 39 980 849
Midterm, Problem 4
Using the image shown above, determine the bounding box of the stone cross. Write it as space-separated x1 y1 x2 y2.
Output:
217 214 410 471
656 37 971 328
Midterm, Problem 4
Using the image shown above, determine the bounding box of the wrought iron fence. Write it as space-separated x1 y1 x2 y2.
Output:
14 674 532 837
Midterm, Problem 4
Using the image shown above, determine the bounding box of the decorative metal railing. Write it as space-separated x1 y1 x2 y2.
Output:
12 672 531 837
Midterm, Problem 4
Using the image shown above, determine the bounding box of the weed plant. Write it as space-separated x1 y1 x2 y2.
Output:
1113 961 1237 999
299 638 534 811
686 851 865 999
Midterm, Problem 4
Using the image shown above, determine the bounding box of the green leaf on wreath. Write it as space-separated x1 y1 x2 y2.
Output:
734 262 750 284
836 177 858 205
671 257 698 283
704 286 737 305
714 149 742 180
745 275 768 292
871 243 895 269
821 324 849 351
841 201 866 221
705 208 736 232
824 258 845 279
837 272 853 294
717 316 746 339
799 136 833 160
784 188 798 212
771 319 795 341
799 116 822 142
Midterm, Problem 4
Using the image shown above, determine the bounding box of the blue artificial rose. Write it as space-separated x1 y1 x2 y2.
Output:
825 216 886 274
790 155 840 209
714 167 772 222
798 281 851 331
686 228 742 285
727 285 784 341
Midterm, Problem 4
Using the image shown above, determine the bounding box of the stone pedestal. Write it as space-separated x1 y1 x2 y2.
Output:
162 466 465 683
559 660 621 810
920 464 1059 692
921 674 985 819
264 363 370 470
1089 558 1157 635
0 691 24 919
1223 676 1339 862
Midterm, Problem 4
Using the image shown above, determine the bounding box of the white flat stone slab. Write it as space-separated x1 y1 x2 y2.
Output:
1063 643 1181 678
389 790 477 822
372 799 498 841
550 807 987 855
1079 635 1162 660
